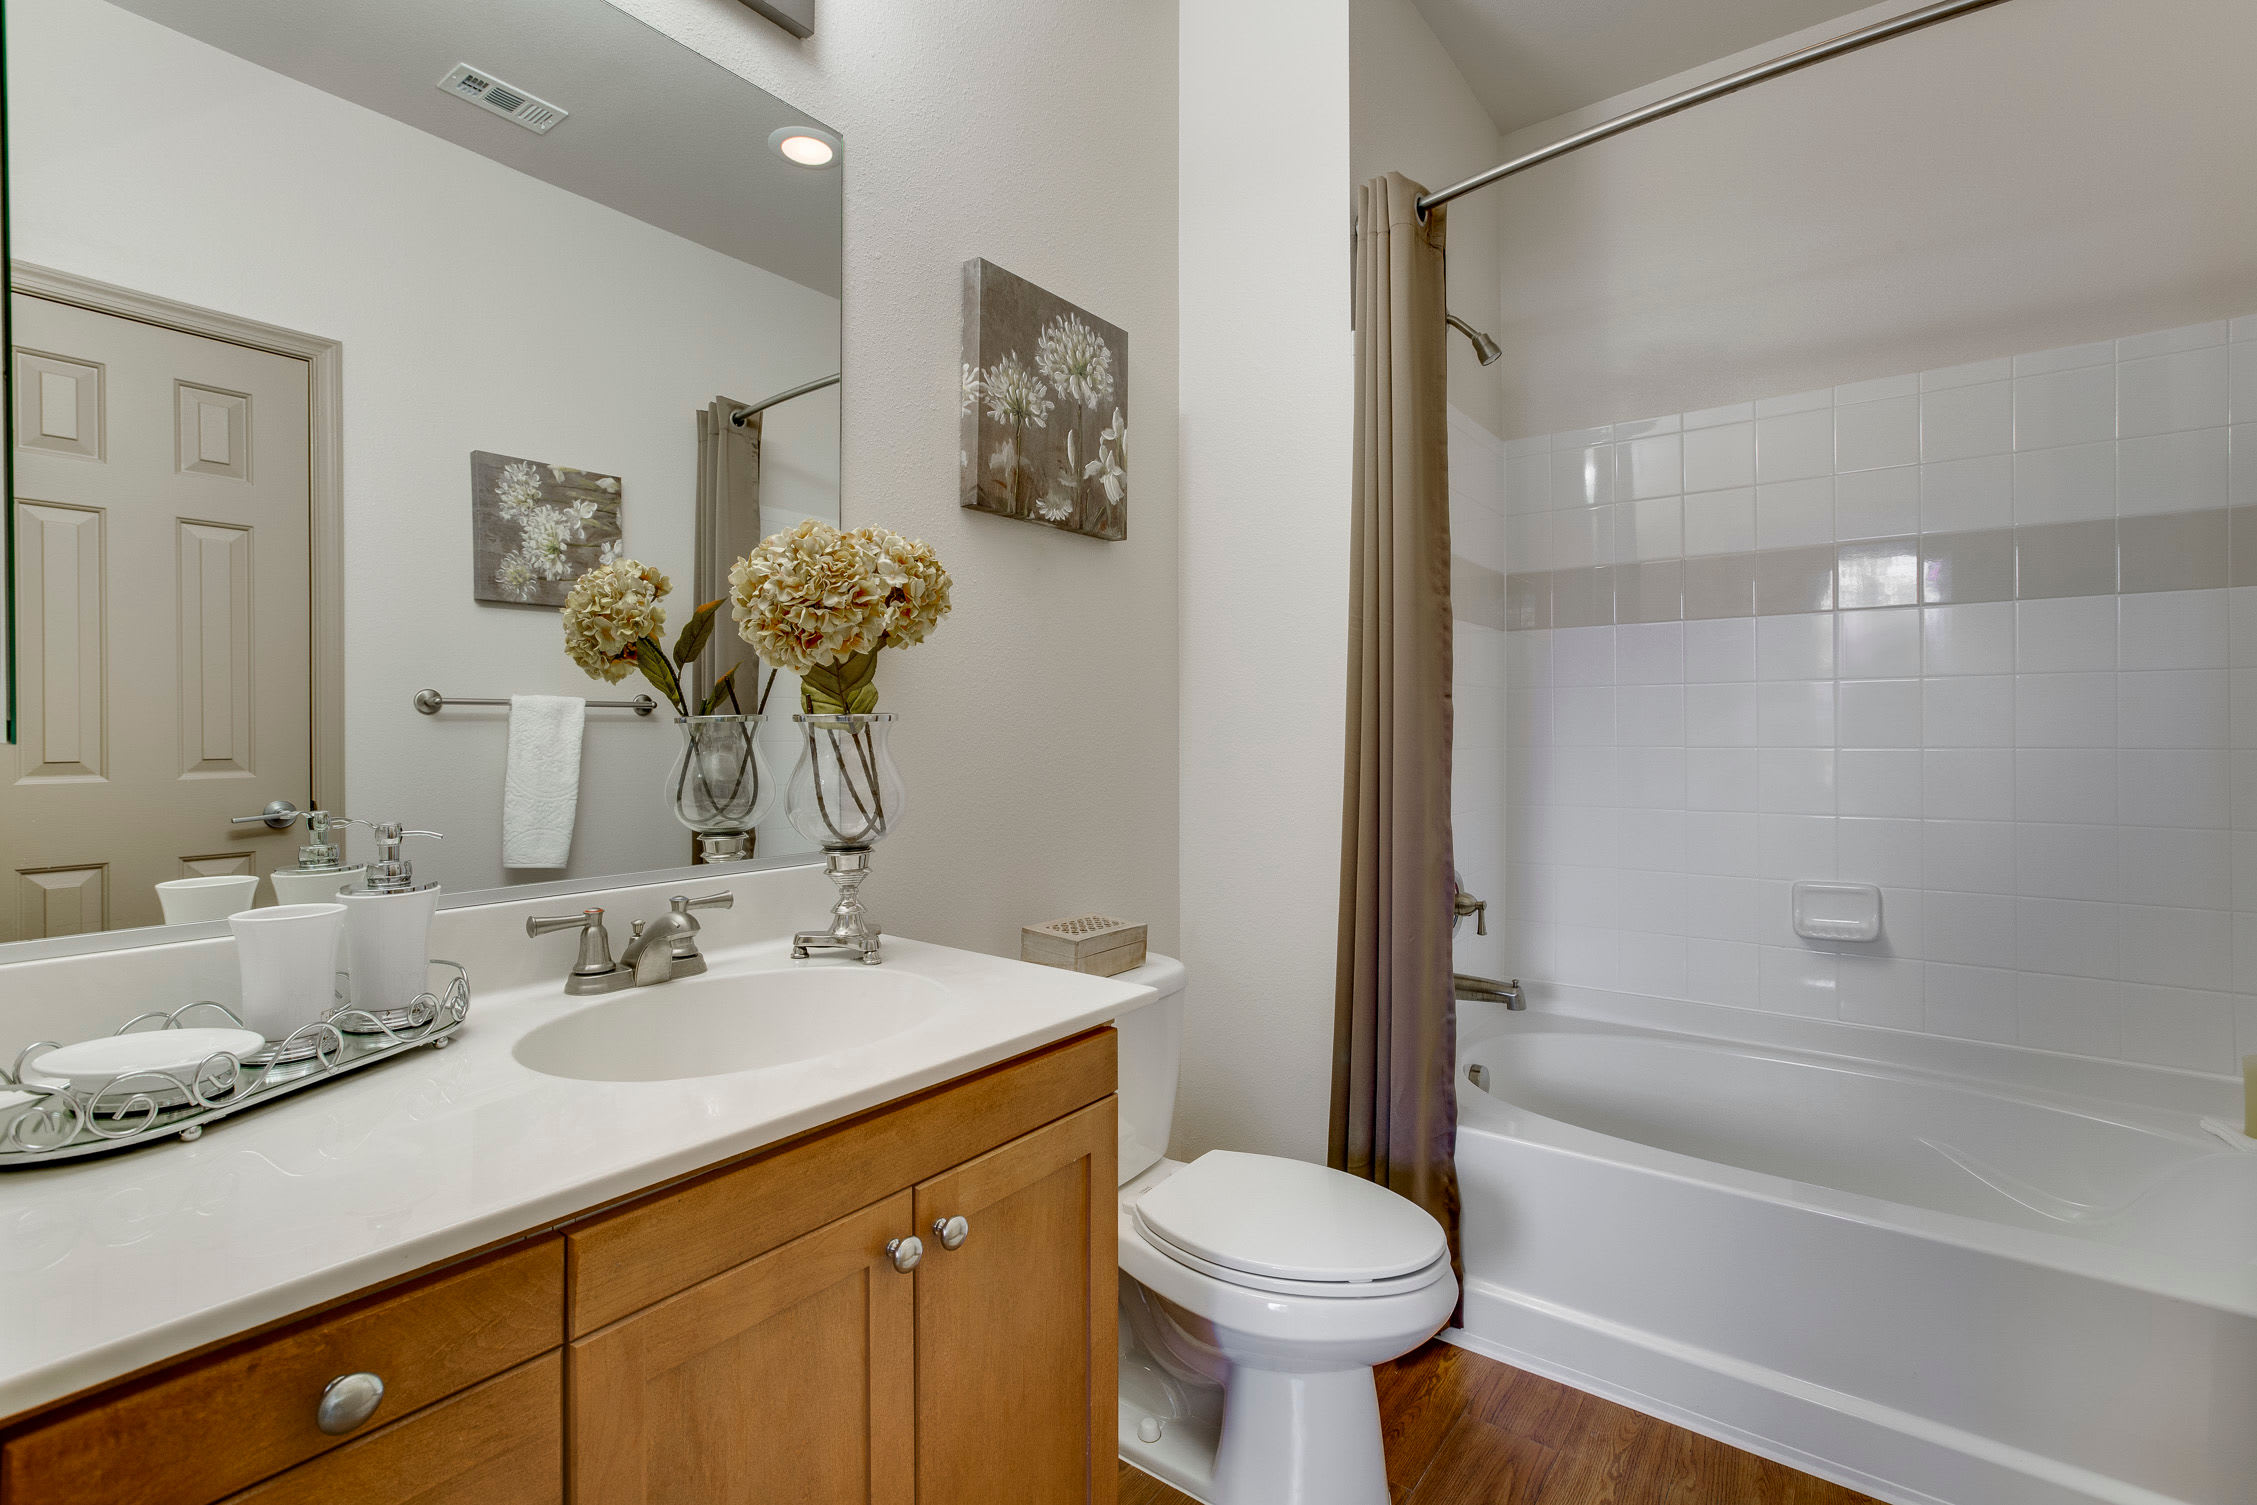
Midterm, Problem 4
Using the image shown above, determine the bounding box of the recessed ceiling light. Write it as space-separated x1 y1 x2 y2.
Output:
769 125 839 167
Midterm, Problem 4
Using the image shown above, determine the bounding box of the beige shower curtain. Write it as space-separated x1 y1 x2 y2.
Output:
1330 173 1459 1269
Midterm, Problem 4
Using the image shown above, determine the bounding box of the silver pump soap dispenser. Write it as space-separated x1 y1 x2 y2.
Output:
336 820 443 1019
268 810 368 905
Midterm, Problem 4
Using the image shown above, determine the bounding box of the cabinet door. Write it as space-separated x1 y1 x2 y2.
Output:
913 1097 1117 1505
570 1193 915 1505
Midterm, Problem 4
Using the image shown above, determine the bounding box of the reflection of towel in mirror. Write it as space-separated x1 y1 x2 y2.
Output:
503 696 586 868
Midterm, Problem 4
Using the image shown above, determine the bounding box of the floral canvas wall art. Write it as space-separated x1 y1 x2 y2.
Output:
470 451 624 607
960 259 1127 541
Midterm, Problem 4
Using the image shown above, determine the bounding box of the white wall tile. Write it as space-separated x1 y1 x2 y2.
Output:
1754 388 1831 419
1920 454 2013 533
1617 685 1686 746
2117 670 2227 748
1552 625 1617 685
1922 356 2013 390
1923 603 2015 676
1685 875 1763 940
1551 445 1616 509
2119 748 2229 828
2014 896 2119 980
1759 945 1838 1016
2014 341 2113 377
2017 822 2117 901
1552 686 1617 746
1836 373 1920 405
2016 975 2124 1058
1682 487 1755 555
1838 953 1924 1029
1838 607 1922 679
2117 322 2227 360
1835 466 1920 540
1756 408 1836 483
1840 678 1921 748
1758 681 1835 746
1626 433 1682 499
1836 396 1920 472
1925 889 2016 966
1614 622 1683 684
2014 365 2117 450
1839 749 1924 818
2119 905 2232 991
1617 746 1686 810
2017 597 2118 672
2012 442 2116 525
1686 683 1758 747
1684 617 1755 683
2117 346 2230 437
1923 676 2013 746
1686 748 1759 811
1838 816 1921 888
1620 496 1683 561
2119 589 2228 669
1681 421 1755 493
1685 938 1759 1003
1921 381 2012 461
1684 811 1761 877
1759 814 1835 880
2116 984 2236 1072
2118 428 2229 515
1755 477 1835 547
1759 748 1836 814
1684 400 1754 429
2118 826 2230 909
2014 673 2116 747
1923 749 2014 820
1923 962 2017 1042
1926 820 2015 894
1756 613 1835 680
2015 748 2118 822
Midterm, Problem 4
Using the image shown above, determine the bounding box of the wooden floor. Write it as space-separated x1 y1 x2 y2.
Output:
1117 1340 1878 1505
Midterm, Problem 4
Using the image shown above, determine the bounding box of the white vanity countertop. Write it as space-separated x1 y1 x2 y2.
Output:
0 935 1154 1418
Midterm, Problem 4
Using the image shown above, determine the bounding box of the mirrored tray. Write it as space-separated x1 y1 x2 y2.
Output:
0 962 471 1167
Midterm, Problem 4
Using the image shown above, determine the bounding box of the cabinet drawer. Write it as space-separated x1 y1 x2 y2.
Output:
569 1028 1115 1333
2 1238 563 1505
221 1352 561 1505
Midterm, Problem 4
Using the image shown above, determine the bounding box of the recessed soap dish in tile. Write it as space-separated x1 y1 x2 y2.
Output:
1791 881 1881 943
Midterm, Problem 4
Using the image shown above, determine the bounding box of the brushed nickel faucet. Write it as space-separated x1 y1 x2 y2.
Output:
1454 974 1523 1010
526 892 733 994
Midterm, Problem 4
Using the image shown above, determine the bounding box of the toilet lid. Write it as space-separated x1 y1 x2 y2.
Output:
1132 1151 1448 1285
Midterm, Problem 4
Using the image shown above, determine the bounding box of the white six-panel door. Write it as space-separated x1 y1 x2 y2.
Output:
5 293 312 939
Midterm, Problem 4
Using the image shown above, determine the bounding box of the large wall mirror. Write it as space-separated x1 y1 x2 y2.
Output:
1 0 842 950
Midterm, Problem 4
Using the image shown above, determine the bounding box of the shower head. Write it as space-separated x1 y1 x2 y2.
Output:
1446 312 1503 366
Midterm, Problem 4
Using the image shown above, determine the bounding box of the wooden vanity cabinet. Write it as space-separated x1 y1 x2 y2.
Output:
566 1030 1118 1505
0 1029 1118 1505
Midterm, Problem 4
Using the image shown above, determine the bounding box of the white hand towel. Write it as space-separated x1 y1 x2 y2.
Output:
503 695 586 869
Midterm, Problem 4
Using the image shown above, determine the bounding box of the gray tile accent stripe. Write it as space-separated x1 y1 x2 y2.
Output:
1451 553 1508 630
1498 506 2257 629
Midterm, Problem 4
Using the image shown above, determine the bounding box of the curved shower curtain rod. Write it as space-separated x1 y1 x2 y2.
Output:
730 372 841 427
1416 0 2011 217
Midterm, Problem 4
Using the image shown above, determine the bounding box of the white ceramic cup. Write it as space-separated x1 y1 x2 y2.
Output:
155 874 261 925
228 903 346 1043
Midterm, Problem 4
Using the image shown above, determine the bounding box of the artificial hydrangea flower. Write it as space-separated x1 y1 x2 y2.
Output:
562 559 670 683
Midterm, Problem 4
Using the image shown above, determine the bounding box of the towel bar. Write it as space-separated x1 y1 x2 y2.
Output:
413 688 657 716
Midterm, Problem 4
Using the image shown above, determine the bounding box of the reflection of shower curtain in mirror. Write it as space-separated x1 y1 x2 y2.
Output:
694 398 763 709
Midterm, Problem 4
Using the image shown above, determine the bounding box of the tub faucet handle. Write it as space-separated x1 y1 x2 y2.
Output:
1452 889 1488 936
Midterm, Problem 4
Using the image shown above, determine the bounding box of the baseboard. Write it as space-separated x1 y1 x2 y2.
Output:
1447 1281 2190 1505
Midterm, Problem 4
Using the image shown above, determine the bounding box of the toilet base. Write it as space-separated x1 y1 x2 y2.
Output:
1213 1364 1388 1505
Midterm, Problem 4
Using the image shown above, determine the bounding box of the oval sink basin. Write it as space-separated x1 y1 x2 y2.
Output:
512 968 948 1082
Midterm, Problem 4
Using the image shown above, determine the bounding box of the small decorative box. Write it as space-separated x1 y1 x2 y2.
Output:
1022 915 1148 978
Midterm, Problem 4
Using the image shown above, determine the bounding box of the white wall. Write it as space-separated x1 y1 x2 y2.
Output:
604 0 1183 962
1349 0 1505 438
1176 0 1354 1163
1485 0 2257 439
8 0 840 890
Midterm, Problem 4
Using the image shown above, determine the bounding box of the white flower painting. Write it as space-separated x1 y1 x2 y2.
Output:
470 450 623 607
960 258 1128 541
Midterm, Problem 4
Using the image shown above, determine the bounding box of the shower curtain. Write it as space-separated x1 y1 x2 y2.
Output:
1331 173 1460 1275
695 398 765 707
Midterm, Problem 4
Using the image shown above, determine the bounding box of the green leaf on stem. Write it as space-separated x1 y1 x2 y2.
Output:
633 635 687 715
798 648 881 716
698 665 739 717
673 599 722 669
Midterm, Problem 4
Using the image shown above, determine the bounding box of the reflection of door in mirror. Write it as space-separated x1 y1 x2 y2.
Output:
4 292 311 939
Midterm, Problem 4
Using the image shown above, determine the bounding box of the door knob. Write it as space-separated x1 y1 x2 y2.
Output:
931 1215 969 1251
231 800 302 831
886 1235 923 1273
315 1371 384 1434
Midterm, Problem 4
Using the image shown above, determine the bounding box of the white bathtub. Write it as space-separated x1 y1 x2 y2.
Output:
1450 1004 2257 1505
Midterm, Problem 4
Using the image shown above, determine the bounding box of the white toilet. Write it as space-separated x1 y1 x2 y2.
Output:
1112 956 1457 1505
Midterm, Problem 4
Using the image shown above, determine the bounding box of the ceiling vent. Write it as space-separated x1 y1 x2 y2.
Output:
436 63 568 135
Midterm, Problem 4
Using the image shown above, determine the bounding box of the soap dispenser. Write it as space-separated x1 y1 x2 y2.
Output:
268 810 368 905
336 820 443 1023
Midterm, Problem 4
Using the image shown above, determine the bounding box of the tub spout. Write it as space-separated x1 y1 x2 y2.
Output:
1456 974 1523 1010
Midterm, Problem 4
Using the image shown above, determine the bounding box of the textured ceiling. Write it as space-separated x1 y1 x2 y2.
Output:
1409 0 1882 134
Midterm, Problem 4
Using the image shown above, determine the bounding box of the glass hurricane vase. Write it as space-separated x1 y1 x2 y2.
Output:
787 713 904 851
670 714 774 863
787 713 904 965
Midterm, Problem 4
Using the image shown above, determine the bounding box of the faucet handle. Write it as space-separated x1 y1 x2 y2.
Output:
671 892 734 916
526 908 617 977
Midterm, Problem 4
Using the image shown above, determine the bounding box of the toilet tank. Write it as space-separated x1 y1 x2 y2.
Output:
1110 954 1186 1184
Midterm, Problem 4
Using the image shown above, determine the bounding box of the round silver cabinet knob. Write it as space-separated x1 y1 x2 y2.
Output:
316 1371 385 1435
886 1235 924 1273
932 1215 969 1251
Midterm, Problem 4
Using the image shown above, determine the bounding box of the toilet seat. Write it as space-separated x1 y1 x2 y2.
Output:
1131 1150 1451 1299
